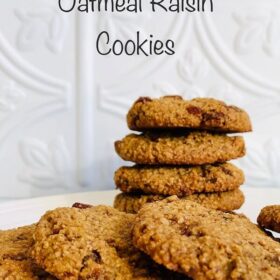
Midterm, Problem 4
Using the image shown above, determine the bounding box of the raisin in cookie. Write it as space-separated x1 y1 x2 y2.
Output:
115 163 244 196
258 205 280 233
133 198 280 280
32 206 186 280
0 225 55 280
114 189 245 214
115 132 245 165
127 96 252 133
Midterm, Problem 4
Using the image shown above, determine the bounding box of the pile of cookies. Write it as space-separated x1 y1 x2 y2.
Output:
1 200 280 279
114 96 252 213
0 203 185 280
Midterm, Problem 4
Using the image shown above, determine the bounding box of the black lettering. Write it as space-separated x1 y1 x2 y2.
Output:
58 0 76 12
165 40 175 55
185 0 195 12
113 40 124 55
150 0 167 12
149 34 153 55
89 0 97 12
116 0 125 12
153 40 164 55
136 31 149 56
139 0 142 12
170 1 179 12
78 0 88 12
202 0 213 12
96 31 176 57
97 0 103 11
125 40 136 55
101 0 111 11
127 0 138 12
96 31 111 55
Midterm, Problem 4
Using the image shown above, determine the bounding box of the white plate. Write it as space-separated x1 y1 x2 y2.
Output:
0 187 279 237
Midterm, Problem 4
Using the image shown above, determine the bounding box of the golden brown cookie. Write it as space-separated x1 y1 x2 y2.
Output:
115 132 245 165
0 225 55 280
127 96 252 133
258 205 280 233
31 206 186 280
114 189 245 214
114 163 244 196
133 198 280 280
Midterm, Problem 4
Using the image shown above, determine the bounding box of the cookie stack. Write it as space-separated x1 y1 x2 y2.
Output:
114 96 252 213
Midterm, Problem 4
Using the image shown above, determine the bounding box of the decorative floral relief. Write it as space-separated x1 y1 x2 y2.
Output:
0 81 25 113
175 48 209 98
234 9 280 57
19 137 74 190
152 83 178 95
15 7 68 53
239 139 280 188
174 48 244 105
178 48 209 84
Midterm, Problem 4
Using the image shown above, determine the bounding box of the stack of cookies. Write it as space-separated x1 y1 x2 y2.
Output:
113 96 252 213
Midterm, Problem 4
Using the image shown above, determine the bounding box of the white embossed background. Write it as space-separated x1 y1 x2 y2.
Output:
0 0 279 200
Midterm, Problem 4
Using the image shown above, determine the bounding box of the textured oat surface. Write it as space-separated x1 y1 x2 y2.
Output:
114 189 245 214
32 206 186 280
127 96 252 133
0 225 55 280
133 198 280 280
115 132 245 165
115 163 244 196
258 205 280 234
